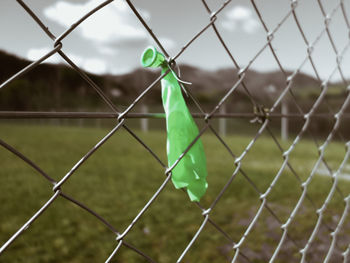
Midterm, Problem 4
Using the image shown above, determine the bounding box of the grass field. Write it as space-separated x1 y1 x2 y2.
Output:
1 122 350 262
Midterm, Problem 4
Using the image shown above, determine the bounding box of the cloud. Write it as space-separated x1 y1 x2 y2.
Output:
26 47 107 75
222 6 260 34
27 47 61 64
158 37 176 51
97 44 118 55
42 0 176 75
227 6 252 20
83 57 107 74
44 0 149 50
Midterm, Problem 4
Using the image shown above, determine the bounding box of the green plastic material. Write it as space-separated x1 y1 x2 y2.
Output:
141 46 208 202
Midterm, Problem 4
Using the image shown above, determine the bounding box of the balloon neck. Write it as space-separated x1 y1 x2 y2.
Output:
141 46 167 69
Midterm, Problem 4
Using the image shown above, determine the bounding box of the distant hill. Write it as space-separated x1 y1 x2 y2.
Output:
0 50 339 112
0 51 110 111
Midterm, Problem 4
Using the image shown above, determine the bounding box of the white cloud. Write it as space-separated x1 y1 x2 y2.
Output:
26 47 108 75
44 0 149 50
243 19 259 34
158 37 176 51
98 45 118 55
222 6 260 34
41 0 177 75
27 47 61 64
222 21 237 32
83 58 107 74
227 6 252 21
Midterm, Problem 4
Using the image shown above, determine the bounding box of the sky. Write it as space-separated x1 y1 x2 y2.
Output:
1 0 350 80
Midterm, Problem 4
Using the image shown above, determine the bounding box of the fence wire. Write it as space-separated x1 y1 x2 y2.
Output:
1 0 350 262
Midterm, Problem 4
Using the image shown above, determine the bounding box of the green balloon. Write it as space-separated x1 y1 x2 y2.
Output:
141 46 208 202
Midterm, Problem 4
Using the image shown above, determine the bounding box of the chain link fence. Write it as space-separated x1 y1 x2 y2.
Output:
1 0 350 262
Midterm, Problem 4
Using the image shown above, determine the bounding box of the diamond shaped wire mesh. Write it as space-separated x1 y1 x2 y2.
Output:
1 0 350 262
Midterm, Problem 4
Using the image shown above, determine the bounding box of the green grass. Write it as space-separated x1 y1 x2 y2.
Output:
0 123 350 262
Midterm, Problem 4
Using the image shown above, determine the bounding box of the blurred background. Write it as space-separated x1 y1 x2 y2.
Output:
1 0 350 262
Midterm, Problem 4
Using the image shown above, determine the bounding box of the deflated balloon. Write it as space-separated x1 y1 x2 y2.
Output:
141 46 208 202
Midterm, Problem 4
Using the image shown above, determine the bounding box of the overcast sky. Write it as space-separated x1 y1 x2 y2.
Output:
1 0 350 80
